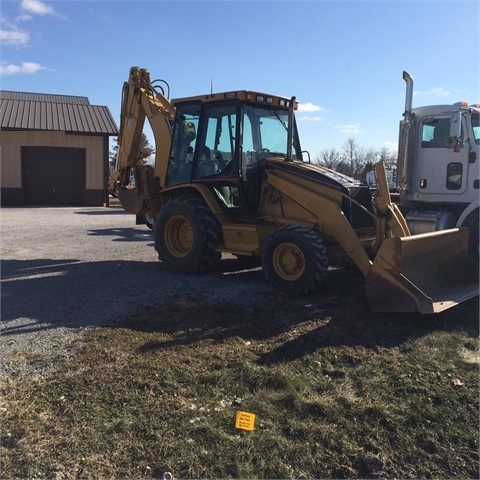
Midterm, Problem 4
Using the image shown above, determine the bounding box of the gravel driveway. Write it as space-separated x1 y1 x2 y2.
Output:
1 205 270 377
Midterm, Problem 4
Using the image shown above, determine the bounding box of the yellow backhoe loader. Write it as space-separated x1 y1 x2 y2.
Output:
109 67 478 314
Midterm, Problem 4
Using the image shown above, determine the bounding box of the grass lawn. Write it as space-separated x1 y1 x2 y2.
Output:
2 281 479 479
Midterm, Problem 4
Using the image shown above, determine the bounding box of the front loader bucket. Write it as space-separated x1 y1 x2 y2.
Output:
365 228 479 314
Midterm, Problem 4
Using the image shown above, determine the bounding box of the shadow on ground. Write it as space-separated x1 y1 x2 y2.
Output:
122 267 479 362
3 254 478 362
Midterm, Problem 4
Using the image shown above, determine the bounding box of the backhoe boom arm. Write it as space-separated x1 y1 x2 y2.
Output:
108 67 176 196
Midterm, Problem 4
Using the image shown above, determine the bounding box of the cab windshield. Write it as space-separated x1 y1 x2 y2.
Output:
242 104 299 160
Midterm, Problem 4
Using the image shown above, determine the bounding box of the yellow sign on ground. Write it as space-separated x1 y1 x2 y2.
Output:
235 411 256 431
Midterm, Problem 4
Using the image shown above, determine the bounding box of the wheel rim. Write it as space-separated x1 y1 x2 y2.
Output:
272 242 305 281
164 215 193 257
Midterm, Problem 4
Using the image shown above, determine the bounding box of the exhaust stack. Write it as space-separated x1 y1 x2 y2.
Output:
403 70 414 114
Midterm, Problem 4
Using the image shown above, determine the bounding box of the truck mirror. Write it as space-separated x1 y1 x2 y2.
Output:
450 110 462 139
447 110 463 151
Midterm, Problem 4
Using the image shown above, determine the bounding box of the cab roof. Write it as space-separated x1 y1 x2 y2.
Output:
412 103 479 116
172 90 296 110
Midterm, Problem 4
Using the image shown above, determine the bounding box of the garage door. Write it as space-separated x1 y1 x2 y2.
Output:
22 147 86 205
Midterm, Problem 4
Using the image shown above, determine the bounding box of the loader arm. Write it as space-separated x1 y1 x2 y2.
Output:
264 168 375 276
373 161 410 242
265 161 478 313
107 67 176 211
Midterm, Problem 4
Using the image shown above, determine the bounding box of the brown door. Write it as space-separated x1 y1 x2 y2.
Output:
22 146 86 205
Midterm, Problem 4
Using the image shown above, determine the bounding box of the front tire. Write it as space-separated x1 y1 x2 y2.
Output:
261 225 328 295
154 195 221 273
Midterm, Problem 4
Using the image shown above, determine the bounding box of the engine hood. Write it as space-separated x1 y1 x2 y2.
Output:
264 158 365 191
264 157 375 229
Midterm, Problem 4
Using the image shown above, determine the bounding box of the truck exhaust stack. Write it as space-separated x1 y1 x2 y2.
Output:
403 70 414 114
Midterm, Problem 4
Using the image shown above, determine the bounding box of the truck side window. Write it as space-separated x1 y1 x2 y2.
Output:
446 162 463 190
421 118 450 148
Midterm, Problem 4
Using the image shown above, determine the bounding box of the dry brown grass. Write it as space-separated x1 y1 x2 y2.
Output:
2 272 479 479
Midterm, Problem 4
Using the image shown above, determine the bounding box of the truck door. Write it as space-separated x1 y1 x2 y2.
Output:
414 114 469 198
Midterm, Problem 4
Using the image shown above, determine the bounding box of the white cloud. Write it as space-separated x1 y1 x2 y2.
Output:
383 141 398 153
413 87 451 97
0 61 47 75
335 123 361 134
297 102 325 113
298 115 324 122
20 0 55 15
0 29 29 45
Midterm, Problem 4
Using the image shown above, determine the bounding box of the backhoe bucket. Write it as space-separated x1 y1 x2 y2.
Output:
365 228 479 314
117 188 145 214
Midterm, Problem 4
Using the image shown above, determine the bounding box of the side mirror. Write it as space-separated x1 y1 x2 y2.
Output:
450 110 462 139
447 110 463 151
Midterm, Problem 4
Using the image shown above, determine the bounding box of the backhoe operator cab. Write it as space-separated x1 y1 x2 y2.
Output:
165 92 303 214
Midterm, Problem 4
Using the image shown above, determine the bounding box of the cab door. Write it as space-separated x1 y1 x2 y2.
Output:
413 114 469 199
192 104 243 209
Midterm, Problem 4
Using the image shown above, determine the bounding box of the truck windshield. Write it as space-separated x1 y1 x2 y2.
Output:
471 112 480 145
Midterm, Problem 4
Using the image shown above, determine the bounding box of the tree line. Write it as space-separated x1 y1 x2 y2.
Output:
109 135 397 183
313 137 397 181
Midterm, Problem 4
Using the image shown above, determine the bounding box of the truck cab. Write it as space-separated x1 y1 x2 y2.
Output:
401 103 479 205
397 72 479 246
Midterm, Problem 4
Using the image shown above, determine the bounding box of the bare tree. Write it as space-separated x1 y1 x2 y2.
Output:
341 138 361 178
313 138 398 184
377 147 397 169
315 147 342 170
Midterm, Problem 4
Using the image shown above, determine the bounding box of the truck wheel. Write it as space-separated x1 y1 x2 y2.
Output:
261 225 328 295
154 196 221 273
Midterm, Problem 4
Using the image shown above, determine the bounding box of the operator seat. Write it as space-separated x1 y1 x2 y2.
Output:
174 147 194 182
197 146 220 177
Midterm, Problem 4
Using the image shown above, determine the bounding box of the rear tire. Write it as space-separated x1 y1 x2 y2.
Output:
154 195 221 273
261 225 328 295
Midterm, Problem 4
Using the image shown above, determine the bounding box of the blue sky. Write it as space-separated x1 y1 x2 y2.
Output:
1 0 478 158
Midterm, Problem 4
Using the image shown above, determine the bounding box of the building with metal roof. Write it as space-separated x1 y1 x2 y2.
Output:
0 90 118 206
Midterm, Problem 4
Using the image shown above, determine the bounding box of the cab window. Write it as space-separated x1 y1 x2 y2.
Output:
194 105 237 179
446 162 463 190
421 118 450 148
166 104 200 185
192 104 241 209
242 104 294 168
